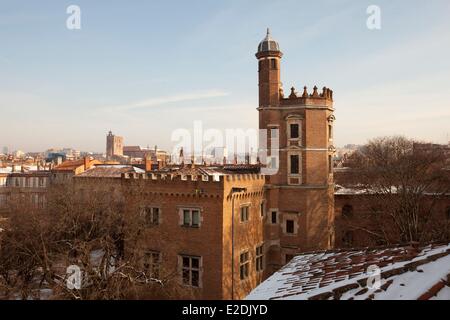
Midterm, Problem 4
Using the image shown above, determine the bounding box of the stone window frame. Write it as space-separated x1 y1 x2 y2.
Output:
179 255 203 288
141 205 162 226
179 207 202 228
239 250 250 281
287 150 302 185
240 203 251 223
144 250 162 278
269 209 279 225
286 115 303 146
281 212 300 236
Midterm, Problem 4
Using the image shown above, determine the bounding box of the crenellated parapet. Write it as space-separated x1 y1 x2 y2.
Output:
281 85 334 107
121 172 265 184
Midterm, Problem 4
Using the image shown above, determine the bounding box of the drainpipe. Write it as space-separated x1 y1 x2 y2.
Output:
230 187 247 300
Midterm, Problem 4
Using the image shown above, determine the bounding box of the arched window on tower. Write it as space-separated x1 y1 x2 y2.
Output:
258 60 262 72
342 204 354 218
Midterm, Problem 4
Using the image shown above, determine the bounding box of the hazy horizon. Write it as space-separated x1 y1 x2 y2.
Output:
1 0 450 153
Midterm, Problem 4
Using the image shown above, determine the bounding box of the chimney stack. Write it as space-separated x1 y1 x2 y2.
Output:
145 154 153 172
84 156 90 170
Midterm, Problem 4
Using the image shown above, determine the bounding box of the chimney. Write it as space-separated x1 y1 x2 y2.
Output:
145 154 153 172
84 156 90 170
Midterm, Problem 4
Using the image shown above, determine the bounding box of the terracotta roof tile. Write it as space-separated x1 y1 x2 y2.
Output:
247 242 450 300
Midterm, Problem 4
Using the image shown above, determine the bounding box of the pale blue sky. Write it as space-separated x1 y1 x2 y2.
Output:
1 0 449 152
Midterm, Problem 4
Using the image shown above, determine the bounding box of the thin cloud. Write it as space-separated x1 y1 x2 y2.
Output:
107 90 230 111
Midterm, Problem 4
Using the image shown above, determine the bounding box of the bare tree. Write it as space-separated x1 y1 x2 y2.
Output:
337 136 450 246
0 180 190 300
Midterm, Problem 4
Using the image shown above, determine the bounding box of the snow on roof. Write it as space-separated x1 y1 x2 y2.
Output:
76 165 144 178
246 242 450 300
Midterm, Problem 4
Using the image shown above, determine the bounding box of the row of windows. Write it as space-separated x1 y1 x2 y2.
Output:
0 193 46 208
269 123 301 141
1 177 47 188
145 245 265 288
269 211 297 235
141 204 265 227
240 245 265 280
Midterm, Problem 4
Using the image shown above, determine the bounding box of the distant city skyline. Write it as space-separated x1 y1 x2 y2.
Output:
1 0 450 153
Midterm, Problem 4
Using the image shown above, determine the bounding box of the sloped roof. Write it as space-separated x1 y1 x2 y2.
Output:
53 159 85 171
53 158 101 171
246 243 450 300
75 165 144 178
158 164 261 176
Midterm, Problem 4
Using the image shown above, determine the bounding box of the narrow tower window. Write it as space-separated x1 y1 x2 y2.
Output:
271 59 277 69
290 124 299 139
290 155 299 175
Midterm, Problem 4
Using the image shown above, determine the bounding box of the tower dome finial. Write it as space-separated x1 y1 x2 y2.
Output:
257 28 281 55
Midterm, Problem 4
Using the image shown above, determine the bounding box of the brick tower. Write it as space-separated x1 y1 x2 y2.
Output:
106 131 124 160
256 29 335 273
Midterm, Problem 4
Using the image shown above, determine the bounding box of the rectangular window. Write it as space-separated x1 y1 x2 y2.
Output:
286 220 295 234
260 202 265 217
328 124 333 140
271 59 277 69
290 155 299 175
143 206 160 226
290 124 299 139
240 206 249 222
144 251 161 278
182 208 201 228
240 251 250 280
256 245 264 272
38 178 45 187
181 255 201 287
271 211 277 224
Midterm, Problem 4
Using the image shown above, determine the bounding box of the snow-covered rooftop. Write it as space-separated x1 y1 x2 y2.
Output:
246 242 450 300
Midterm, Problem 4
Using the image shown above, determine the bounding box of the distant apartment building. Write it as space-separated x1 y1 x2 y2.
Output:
0 170 50 211
123 146 169 168
51 157 102 184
